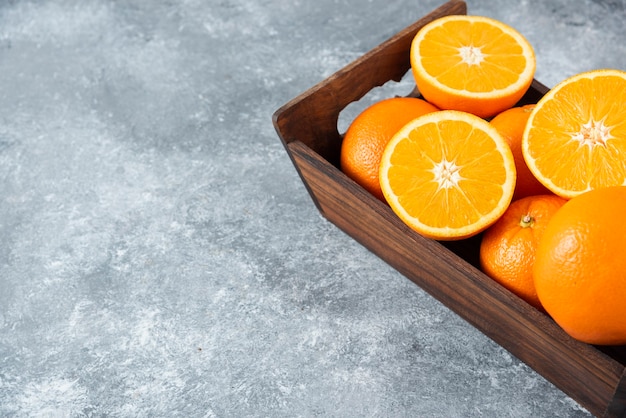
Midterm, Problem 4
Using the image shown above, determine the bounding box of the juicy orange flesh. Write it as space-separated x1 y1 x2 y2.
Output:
418 20 527 92
526 75 626 193
387 120 509 229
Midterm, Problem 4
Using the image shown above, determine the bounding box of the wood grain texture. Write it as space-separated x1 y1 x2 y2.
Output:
272 2 626 416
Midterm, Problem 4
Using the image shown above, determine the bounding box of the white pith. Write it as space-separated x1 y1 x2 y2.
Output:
572 119 611 147
459 45 485 66
432 158 462 189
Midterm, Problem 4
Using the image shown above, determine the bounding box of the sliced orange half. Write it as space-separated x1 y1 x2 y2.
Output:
379 110 516 240
522 69 626 199
410 15 536 118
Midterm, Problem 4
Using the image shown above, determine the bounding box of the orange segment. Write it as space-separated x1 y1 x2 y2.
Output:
379 110 516 240
522 69 626 199
410 15 536 118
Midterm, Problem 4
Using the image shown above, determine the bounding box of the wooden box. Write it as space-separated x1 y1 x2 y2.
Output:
272 1 626 416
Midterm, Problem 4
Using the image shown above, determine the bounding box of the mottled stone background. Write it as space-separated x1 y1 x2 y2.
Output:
1 0 625 416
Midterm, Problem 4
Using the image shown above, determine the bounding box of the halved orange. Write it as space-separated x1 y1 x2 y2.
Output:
410 15 536 118
522 69 626 199
379 110 516 240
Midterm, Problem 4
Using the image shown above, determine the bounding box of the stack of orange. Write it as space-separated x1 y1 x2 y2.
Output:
339 13 626 345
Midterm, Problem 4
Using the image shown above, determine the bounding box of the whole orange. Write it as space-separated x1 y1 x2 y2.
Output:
534 186 626 345
490 105 551 200
479 194 566 309
340 97 438 201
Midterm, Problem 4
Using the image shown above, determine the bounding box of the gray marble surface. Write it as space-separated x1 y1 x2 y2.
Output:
1 0 625 416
